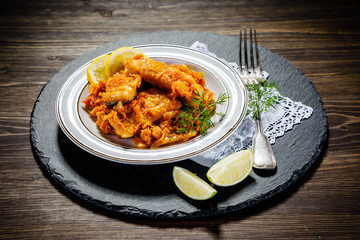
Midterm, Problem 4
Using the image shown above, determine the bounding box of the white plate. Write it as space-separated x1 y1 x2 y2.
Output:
56 44 247 164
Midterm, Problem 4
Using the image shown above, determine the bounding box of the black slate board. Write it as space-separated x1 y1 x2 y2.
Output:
30 31 327 219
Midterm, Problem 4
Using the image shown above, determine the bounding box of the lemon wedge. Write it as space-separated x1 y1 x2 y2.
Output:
105 47 143 77
87 55 109 85
207 149 254 187
173 166 217 200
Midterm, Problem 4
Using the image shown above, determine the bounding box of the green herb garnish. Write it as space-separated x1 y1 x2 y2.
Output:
177 91 229 135
247 79 284 120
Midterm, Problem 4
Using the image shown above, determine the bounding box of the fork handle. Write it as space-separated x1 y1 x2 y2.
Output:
252 119 277 169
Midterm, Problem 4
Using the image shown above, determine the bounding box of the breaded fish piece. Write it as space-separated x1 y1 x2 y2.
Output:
127 87 182 124
100 69 142 104
125 54 208 102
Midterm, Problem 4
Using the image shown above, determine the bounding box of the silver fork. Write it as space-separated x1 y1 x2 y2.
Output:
239 27 277 169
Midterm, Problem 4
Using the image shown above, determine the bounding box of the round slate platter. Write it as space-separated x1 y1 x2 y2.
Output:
30 31 327 219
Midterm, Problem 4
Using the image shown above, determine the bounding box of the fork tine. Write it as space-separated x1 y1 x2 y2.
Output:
249 28 255 76
254 29 262 76
243 27 249 75
239 29 243 74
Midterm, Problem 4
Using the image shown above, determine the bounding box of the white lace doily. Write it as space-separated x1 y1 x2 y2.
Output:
190 41 313 166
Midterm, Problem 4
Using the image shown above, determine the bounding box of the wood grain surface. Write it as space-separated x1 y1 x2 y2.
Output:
1 0 359 239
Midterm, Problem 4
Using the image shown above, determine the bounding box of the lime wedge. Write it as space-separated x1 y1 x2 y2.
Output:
173 166 217 200
207 149 253 187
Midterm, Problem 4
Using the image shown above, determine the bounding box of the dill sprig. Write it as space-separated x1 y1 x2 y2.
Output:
247 79 284 120
177 91 229 135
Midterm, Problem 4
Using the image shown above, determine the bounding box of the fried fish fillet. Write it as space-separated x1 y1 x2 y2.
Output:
100 69 142 104
125 54 212 102
82 69 142 111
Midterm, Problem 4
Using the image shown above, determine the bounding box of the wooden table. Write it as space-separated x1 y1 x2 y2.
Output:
1 0 359 239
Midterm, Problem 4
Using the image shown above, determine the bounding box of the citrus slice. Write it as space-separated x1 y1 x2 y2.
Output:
86 54 109 85
207 149 253 187
105 47 143 77
173 166 217 200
